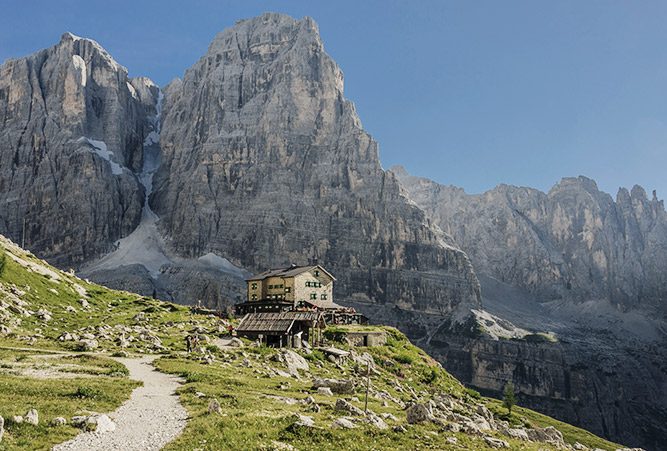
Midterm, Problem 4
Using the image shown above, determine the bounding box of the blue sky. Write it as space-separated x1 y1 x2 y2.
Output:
2 0 666 198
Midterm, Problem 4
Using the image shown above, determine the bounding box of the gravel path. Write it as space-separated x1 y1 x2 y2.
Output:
53 356 187 451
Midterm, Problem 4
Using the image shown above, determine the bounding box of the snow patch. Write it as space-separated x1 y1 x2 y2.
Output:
471 308 532 340
126 81 138 99
71 55 87 86
197 253 250 279
82 138 124 175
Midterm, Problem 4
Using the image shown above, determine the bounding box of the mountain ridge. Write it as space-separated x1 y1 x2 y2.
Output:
0 13 665 450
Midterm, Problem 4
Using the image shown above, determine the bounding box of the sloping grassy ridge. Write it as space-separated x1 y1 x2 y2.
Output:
0 235 624 450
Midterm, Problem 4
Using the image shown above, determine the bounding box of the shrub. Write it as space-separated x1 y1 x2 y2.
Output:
394 351 415 365
465 387 481 400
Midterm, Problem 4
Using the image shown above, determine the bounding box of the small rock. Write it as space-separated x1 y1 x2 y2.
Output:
483 436 509 448
270 441 296 451
50 417 67 427
332 417 357 429
366 411 389 430
71 416 87 428
208 398 222 414
293 414 315 428
393 424 407 433
317 387 333 396
78 339 99 351
229 337 244 347
11 416 23 424
312 378 354 394
334 398 364 416
86 414 115 433
0 415 4 443
25 408 39 425
195 391 206 398
380 412 398 422
446 437 458 445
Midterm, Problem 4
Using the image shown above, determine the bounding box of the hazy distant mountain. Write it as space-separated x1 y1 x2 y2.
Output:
392 165 667 450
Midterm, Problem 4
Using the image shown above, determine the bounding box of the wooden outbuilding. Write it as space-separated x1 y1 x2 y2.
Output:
235 311 325 348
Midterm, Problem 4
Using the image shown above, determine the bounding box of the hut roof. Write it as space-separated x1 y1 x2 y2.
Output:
236 311 323 334
246 264 336 281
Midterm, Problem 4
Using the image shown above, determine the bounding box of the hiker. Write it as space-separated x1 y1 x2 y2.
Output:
185 334 193 353
191 334 200 352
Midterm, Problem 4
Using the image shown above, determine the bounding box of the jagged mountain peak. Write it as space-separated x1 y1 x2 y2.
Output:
55 31 126 74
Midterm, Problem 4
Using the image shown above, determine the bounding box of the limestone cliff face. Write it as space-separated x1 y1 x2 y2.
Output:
151 13 480 314
392 166 667 450
0 33 159 265
392 166 667 315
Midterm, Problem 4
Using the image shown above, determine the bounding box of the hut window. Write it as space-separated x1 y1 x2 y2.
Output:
321 294 327 300
251 282 257 290
305 282 311 287
315 270 320 276
310 293 317 300
251 294 257 300
285 287 291 293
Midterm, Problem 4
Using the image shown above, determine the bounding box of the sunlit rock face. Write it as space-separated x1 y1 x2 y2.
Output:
0 33 159 265
392 166 667 315
152 13 481 314
392 166 667 450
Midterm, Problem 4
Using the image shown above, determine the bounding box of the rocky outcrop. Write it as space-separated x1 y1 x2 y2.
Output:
0 33 159 266
391 166 667 451
150 13 480 314
391 166 667 315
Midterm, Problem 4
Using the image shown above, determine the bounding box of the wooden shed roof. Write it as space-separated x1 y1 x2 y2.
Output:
236 311 323 334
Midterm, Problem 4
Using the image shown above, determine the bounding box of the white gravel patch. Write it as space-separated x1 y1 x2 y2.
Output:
53 356 187 451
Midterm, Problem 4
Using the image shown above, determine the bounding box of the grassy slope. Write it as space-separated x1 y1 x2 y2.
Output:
0 350 140 450
0 238 623 450
155 327 622 451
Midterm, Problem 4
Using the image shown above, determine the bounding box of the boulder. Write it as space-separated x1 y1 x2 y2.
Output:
229 337 244 348
0 415 4 442
406 403 433 424
281 350 309 377
334 399 364 416
25 408 39 425
526 426 565 447
503 427 530 441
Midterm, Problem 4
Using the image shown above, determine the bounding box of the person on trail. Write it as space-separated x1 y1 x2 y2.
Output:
185 335 192 353
192 334 200 352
